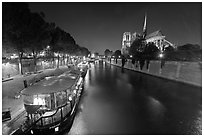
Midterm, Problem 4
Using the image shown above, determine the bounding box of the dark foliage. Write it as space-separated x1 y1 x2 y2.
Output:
104 49 113 57
113 50 121 58
3 2 90 60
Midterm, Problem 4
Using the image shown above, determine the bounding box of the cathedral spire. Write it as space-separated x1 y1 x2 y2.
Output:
142 13 147 39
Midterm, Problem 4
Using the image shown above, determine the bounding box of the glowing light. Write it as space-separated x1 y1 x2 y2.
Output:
33 97 45 105
54 52 59 57
40 51 45 56
55 127 59 132
68 96 72 101
6 62 10 66
119 56 121 58
159 53 164 58
91 54 95 58
10 54 18 59
130 55 133 58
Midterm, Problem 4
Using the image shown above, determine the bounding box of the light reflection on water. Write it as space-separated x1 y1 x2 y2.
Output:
69 61 201 135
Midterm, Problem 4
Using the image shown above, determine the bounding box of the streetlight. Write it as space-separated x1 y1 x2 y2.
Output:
159 53 164 58
68 95 73 109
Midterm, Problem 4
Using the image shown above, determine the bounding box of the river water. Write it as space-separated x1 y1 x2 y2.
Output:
68 60 201 135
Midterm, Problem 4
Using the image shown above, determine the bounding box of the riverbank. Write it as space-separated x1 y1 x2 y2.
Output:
106 59 201 87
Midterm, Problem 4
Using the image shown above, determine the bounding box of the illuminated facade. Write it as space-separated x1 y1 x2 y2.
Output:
145 30 175 51
121 32 131 55
121 14 175 55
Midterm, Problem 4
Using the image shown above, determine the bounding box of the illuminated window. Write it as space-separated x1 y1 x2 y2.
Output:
33 95 45 105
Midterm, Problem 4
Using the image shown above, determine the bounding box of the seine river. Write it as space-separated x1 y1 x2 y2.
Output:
67 61 201 135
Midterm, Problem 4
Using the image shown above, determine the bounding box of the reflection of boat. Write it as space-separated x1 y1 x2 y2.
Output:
12 68 87 135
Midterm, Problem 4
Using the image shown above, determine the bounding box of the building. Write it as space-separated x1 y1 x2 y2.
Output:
121 32 131 55
145 30 175 51
121 14 175 55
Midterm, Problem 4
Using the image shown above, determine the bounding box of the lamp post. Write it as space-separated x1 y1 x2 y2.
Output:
158 52 165 69
68 95 73 109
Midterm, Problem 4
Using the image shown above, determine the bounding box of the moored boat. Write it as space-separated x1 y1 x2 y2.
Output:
12 67 87 135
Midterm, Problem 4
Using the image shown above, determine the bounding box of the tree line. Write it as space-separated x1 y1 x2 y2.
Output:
104 37 201 62
3 3 90 73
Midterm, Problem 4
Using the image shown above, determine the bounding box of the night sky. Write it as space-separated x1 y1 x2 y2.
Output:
29 2 201 54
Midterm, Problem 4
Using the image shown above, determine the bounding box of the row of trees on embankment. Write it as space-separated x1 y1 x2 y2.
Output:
3 2 91 74
104 41 201 62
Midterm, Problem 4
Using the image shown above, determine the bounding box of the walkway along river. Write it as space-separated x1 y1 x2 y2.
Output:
67 60 201 135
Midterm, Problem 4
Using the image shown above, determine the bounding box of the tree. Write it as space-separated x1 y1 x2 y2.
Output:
61 31 76 56
25 12 52 72
74 45 90 57
144 42 160 60
113 50 121 58
3 2 32 74
177 44 201 51
49 27 65 68
104 49 113 57
80 47 90 57
166 44 201 61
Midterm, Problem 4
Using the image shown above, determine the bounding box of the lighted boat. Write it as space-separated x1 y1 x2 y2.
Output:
14 68 86 135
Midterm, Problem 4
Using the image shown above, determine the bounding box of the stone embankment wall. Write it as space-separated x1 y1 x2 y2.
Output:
106 59 202 87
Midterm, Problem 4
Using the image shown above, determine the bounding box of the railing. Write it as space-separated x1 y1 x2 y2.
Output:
21 100 72 133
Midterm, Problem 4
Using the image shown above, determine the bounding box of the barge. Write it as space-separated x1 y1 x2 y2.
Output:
12 67 87 135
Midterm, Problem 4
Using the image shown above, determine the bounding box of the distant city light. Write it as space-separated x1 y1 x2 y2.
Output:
40 51 45 56
54 52 59 57
91 54 95 58
10 54 18 59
